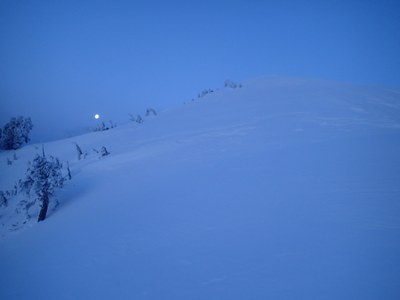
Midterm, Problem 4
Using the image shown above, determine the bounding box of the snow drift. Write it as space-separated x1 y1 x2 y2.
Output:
1 77 400 299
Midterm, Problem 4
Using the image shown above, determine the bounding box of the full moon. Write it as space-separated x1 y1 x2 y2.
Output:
94 114 100 119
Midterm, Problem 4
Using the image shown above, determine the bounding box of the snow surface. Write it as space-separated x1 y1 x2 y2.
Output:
1 77 400 299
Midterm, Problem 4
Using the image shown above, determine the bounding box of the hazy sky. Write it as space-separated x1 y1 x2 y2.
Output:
1 0 399 142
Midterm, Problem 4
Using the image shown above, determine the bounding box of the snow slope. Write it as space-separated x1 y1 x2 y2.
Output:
1 77 400 299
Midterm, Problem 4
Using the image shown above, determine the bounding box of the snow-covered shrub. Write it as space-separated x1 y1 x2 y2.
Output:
100 146 110 157
136 115 144 123
224 80 242 88
15 199 37 219
74 142 88 160
92 146 110 158
129 114 144 123
2 184 18 198
93 121 109 131
110 120 117 129
19 151 65 222
145 108 157 117
66 161 72 180
0 116 33 150
74 142 84 160
92 121 116 132
198 89 214 98
0 191 7 207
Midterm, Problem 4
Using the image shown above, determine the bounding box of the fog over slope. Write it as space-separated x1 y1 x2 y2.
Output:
1 77 400 299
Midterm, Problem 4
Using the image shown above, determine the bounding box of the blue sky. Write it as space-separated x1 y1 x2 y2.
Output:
1 0 399 142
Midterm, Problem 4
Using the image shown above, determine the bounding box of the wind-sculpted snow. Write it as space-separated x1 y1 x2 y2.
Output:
1 77 400 299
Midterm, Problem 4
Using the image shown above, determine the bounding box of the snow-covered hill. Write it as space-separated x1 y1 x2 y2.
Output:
1 77 400 299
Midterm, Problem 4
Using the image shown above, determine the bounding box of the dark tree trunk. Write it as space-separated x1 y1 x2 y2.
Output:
67 161 72 180
38 192 49 222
